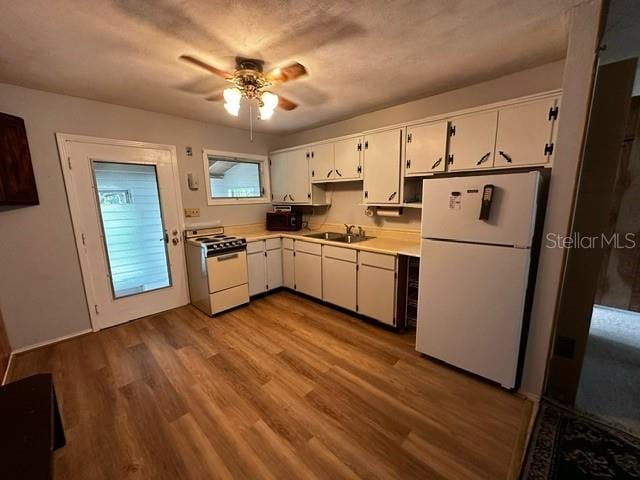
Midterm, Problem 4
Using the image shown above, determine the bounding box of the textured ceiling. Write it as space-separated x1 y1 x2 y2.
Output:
0 0 581 134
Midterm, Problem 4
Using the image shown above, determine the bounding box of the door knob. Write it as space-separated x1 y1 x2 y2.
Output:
172 238 180 245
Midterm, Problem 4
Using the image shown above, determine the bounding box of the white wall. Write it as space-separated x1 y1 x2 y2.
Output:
0 84 278 349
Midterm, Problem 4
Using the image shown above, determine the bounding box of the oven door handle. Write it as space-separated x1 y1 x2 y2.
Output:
216 253 240 261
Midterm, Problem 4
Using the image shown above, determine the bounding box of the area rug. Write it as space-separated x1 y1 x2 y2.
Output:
520 400 640 479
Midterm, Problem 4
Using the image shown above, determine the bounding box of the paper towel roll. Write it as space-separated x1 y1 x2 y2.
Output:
375 207 403 217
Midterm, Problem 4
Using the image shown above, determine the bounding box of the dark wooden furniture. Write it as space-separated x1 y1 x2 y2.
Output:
0 373 65 479
0 112 39 205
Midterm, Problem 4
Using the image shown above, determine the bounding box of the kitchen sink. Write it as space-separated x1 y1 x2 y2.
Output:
303 231 372 244
303 231 344 240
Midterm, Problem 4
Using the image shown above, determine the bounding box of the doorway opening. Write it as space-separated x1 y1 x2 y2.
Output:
575 97 640 434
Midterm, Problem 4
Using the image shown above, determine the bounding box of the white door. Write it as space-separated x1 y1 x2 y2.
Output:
334 136 362 180
288 147 311 204
270 151 290 203
448 111 498 171
405 121 448 175
416 239 530 388
58 136 188 330
494 98 557 167
283 247 295 288
294 251 322 298
363 129 402 204
421 171 540 246
310 143 334 182
266 248 283 290
357 264 395 325
322 257 357 310
247 250 267 296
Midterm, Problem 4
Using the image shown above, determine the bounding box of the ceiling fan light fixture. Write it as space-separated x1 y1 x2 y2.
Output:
223 87 242 116
259 91 278 120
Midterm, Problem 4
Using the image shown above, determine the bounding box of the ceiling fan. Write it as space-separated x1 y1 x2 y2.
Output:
180 55 307 121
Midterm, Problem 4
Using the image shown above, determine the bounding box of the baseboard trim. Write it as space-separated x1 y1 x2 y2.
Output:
11 328 93 356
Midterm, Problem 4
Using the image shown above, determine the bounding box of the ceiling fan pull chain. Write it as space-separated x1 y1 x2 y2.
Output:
249 102 254 142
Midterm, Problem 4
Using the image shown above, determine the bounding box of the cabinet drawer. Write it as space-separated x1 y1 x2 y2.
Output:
206 251 249 293
265 238 282 250
295 240 322 256
358 251 396 270
246 240 265 254
323 245 357 263
210 284 249 315
283 238 295 250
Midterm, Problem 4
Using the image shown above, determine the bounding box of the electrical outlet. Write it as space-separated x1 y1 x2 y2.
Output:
184 208 200 217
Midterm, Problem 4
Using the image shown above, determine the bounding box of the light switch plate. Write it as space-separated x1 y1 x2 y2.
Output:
184 207 200 217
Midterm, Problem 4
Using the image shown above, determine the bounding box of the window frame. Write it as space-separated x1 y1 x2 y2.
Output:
202 149 271 205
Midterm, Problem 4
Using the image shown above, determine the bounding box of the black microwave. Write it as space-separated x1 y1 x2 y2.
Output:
266 211 302 231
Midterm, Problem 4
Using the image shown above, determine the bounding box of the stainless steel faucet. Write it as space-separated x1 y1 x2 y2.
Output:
344 223 355 235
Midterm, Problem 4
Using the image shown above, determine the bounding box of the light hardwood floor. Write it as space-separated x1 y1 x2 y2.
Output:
9 291 532 479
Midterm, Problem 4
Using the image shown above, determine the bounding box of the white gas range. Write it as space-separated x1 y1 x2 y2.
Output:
184 226 249 315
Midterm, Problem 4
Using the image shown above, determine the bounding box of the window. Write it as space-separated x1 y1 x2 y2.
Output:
203 150 270 205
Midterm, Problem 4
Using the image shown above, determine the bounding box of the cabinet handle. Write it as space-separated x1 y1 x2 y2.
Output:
283 194 287 201
406 159 411 169
311 169 315 177
364 191 368 199
311 151 314 158
289 194 295 201
388 191 397 201
217 253 239 261
431 158 442 170
335 169 342 177
498 151 512 163
326 169 333 178
364 141 368 149
476 152 491 166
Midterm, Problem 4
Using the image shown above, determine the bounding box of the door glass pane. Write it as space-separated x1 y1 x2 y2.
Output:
92 161 171 299
208 156 262 198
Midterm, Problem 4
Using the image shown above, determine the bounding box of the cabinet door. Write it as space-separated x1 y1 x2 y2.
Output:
288 148 311 203
448 111 498 171
266 248 283 290
357 265 395 325
310 143 335 182
294 251 322 299
405 121 448 175
247 251 267 296
494 98 557 167
283 248 295 288
363 129 402 204
334 136 362 180
322 257 356 311
270 151 290 203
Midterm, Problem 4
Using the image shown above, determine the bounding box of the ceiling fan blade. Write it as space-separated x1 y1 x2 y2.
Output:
278 95 299 111
204 91 224 102
180 55 233 80
267 62 307 84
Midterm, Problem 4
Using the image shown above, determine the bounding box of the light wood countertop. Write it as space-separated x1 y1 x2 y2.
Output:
227 227 421 257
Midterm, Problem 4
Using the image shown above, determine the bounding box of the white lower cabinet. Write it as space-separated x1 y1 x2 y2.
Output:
357 252 396 326
322 246 357 310
283 247 295 289
294 242 322 299
247 239 283 296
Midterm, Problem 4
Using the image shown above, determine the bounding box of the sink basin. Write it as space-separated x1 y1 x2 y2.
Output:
303 231 344 240
303 231 373 244
333 234 373 244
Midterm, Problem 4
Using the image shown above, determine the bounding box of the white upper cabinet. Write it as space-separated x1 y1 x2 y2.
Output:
448 111 498 171
310 143 334 182
270 151 290 203
363 128 403 204
333 136 363 181
287 148 311 203
405 121 448 175
494 98 558 167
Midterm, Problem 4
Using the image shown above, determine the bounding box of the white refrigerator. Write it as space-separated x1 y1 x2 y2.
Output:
416 171 541 389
